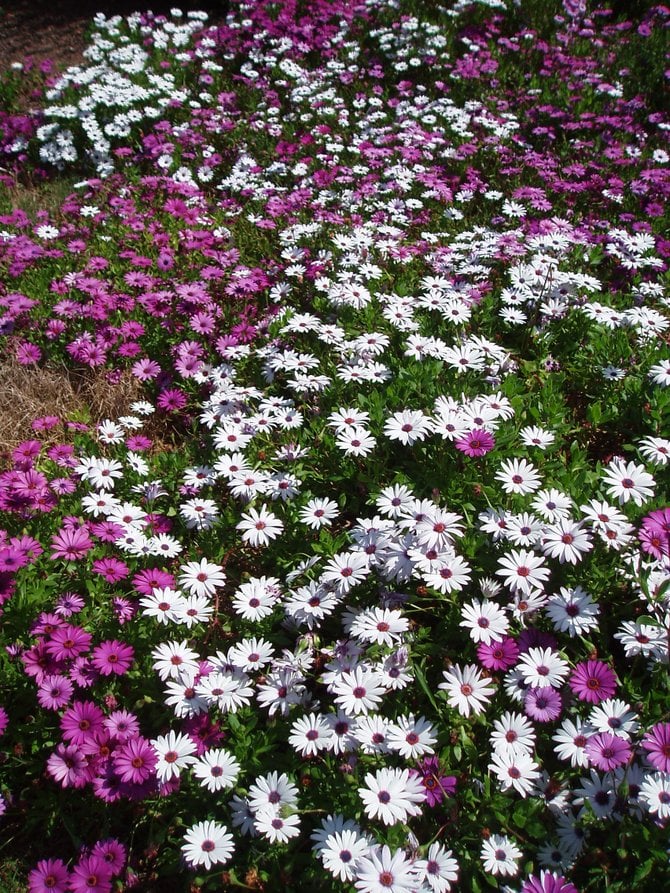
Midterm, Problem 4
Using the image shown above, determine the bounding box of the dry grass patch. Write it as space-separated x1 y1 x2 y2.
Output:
0 356 143 463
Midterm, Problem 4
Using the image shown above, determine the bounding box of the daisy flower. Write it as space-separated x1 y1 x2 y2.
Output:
414 843 459 893
480 834 522 877
601 458 655 506
354 845 418 893
151 640 201 681
588 699 639 738
541 519 592 565
336 426 377 457
254 807 301 843
383 409 432 446
490 711 536 757
298 497 339 528
320 829 371 882
496 549 550 595
231 580 277 621
641 722 670 772
573 769 615 819
569 660 617 704
495 458 542 495
375 484 416 518
248 771 299 814
288 712 334 756
552 718 594 767
638 436 670 466
358 767 425 825
460 598 509 645
521 870 578 893
332 666 388 715
439 663 496 717
237 505 284 547
519 426 555 449
386 714 437 759
517 647 569 689
454 428 495 457
545 586 600 637
524 687 562 722
349 607 409 646
181 820 234 870
152 730 197 783
489 750 541 797
639 772 670 820
648 358 670 386
192 748 240 792
321 551 370 594
531 489 573 522
327 407 371 431
28 859 70 893
584 732 631 771
178 559 226 598
173 594 214 628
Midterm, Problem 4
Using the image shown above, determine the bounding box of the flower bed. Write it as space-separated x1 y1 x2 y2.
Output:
0 1 668 891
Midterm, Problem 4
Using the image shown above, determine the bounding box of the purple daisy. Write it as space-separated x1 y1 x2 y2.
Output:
641 722 670 773
69 854 113 893
45 625 92 662
569 660 617 705
524 686 562 722
37 674 74 710
454 428 495 457
90 640 135 676
50 526 94 561
28 858 70 893
584 731 631 771
60 700 105 745
521 871 579 893
46 743 91 788
113 736 157 784
91 839 127 875
477 635 520 671
410 756 457 807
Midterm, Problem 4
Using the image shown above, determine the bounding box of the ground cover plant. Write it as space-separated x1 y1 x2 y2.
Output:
0 0 669 890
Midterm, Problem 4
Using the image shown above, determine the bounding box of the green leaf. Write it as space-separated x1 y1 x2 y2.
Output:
413 661 441 715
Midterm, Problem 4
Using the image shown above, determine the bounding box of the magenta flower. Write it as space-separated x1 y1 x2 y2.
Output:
454 428 495 457
37 674 74 710
524 686 562 722
584 732 631 771
113 736 157 784
521 870 579 893
46 743 91 788
69 854 113 893
182 714 225 755
45 625 92 661
91 838 126 875
641 722 670 773
91 640 135 676
28 858 70 893
0 706 8 736
103 710 140 743
50 526 94 561
112 597 137 624
91 558 130 583
638 508 670 559
477 635 519 671
409 756 457 807
569 660 617 704
156 387 187 411
0 547 30 573
60 700 105 745
132 568 175 595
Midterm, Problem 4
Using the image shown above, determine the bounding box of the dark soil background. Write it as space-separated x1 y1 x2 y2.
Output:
0 0 230 72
